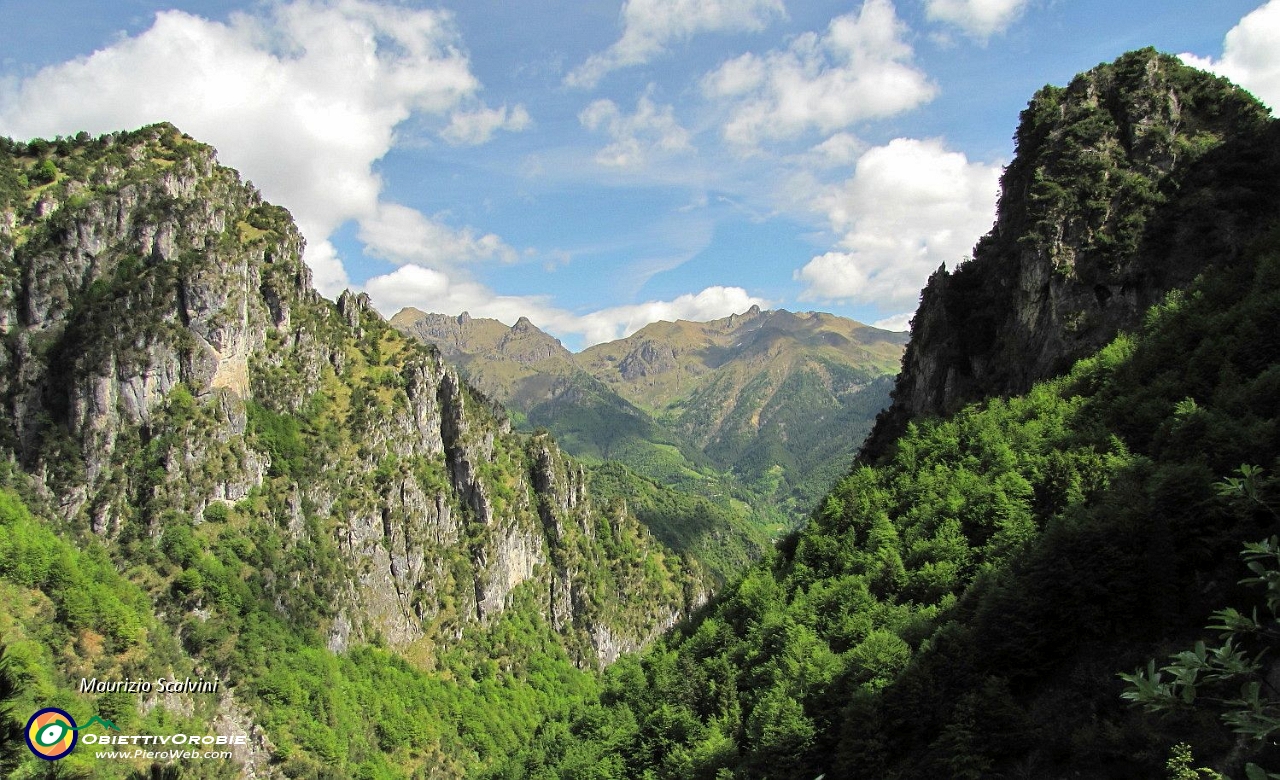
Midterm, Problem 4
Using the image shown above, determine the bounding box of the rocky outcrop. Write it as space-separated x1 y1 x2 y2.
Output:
0 123 702 681
0 125 312 508
862 49 1277 459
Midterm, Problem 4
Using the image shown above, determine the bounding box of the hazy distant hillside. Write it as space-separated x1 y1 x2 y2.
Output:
394 306 907 533
578 305 907 508
577 305 905 411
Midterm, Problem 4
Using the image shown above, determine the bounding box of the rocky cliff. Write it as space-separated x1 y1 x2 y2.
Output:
0 124 703 676
862 49 1277 458
390 308 772 582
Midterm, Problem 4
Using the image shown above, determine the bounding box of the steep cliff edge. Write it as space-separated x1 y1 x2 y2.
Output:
0 124 703 663
0 125 705 775
863 49 1276 458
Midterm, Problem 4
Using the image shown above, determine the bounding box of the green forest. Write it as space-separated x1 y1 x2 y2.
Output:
483 228 1280 776
478 52 1280 779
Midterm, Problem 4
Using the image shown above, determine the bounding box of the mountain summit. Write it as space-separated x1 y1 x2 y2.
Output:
864 47 1275 457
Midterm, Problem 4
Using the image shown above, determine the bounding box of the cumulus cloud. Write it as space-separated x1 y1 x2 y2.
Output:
441 103 532 145
804 132 866 168
567 0 785 89
794 137 1000 307
701 0 936 148
362 264 558 323
358 202 518 266
579 91 693 168
570 285 768 344
924 0 1029 40
1180 0 1280 112
0 0 493 297
871 312 913 332
363 264 767 347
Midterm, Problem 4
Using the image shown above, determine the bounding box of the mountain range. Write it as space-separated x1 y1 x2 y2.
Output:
2 46 1279 780
392 306 905 534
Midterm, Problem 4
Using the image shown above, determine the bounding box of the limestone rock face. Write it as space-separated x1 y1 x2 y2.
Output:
0 123 703 680
0 125 311 508
617 340 679 380
862 50 1276 458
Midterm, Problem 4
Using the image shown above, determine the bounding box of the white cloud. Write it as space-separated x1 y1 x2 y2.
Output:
1180 0 1280 112
0 0 489 297
363 264 766 347
441 103 531 145
300 239 351 300
805 132 866 167
579 91 693 168
566 0 785 89
794 137 1000 307
358 202 518 266
571 286 768 344
871 312 913 332
698 50 767 96
363 264 556 324
924 0 1029 40
702 0 936 148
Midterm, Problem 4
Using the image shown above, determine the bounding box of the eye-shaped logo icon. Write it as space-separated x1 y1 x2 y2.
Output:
25 708 78 761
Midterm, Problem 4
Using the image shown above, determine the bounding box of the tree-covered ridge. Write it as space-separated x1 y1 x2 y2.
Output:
1008 48 1267 267
586 462 766 587
0 124 706 777
488 221 1280 780
866 49 1275 459
485 56 1280 779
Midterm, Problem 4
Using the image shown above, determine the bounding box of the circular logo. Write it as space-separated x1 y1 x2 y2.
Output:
25 708 78 761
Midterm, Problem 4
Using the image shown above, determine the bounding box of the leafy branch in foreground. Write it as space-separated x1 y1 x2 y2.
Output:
1217 465 1280 523
1121 466 1280 778
1167 742 1227 780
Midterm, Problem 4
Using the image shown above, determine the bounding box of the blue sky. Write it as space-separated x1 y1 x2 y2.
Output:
2 0 1277 349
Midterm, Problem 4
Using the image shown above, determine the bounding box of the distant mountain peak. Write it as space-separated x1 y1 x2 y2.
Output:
395 306 428 321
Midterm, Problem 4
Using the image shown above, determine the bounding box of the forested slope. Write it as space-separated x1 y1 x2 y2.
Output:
485 49 1280 780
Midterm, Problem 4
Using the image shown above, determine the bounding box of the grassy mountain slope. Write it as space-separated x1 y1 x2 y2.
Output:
578 307 906 509
484 49 1280 780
